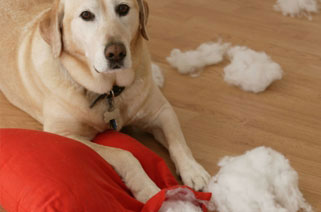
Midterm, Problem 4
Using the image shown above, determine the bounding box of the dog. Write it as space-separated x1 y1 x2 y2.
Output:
0 0 210 203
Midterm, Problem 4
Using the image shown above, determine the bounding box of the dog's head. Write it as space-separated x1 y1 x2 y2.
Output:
40 0 149 93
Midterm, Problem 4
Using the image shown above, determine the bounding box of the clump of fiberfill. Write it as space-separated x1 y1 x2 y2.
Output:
166 41 230 77
206 146 313 212
223 46 283 93
151 63 165 88
274 0 319 20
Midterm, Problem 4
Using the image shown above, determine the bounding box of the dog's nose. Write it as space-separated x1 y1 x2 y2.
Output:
104 43 126 64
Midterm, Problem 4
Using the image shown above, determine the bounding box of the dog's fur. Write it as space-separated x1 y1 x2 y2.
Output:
0 0 210 202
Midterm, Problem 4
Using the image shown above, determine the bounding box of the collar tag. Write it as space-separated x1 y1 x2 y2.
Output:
109 119 118 130
90 86 125 131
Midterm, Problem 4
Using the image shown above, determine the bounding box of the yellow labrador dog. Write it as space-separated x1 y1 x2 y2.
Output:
0 0 210 203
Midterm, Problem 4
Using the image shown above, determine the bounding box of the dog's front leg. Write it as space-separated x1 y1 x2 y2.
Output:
135 87 210 191
43 120 160 203
151 104 210 191
69 135 160 203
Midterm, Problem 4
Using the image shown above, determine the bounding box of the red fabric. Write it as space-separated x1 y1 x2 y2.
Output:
0 129 211 212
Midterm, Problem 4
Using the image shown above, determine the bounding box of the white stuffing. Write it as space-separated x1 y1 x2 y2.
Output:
224 46 283 93
206 146 313 212
166 42 283 93
151 63 165 88
159 200 202 212
159 187 203 212
166 41 230 77
274 0 319 20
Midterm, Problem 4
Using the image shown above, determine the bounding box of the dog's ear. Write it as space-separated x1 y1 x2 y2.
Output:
137 0 149 40
40 0 64 58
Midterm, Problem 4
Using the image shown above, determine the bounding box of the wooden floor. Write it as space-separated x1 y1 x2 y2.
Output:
1 0 321 211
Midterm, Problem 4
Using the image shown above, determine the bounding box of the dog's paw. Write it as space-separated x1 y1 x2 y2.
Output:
132 183 160 203
178 159 211 191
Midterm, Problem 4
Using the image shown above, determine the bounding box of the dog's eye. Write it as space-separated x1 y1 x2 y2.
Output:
116 4 130 16
80 11 95 21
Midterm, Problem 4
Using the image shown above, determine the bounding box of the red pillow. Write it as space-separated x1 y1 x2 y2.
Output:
0 129 211 212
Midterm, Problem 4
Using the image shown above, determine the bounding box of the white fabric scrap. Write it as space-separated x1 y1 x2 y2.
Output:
160 200 202 212
166 41 230 77
274 0 319 20
159 187 203 212
206 146 313 212
151 63 165 88
224 46 283 93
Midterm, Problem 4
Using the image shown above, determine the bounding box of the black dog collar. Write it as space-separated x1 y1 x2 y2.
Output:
90 86 125 109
